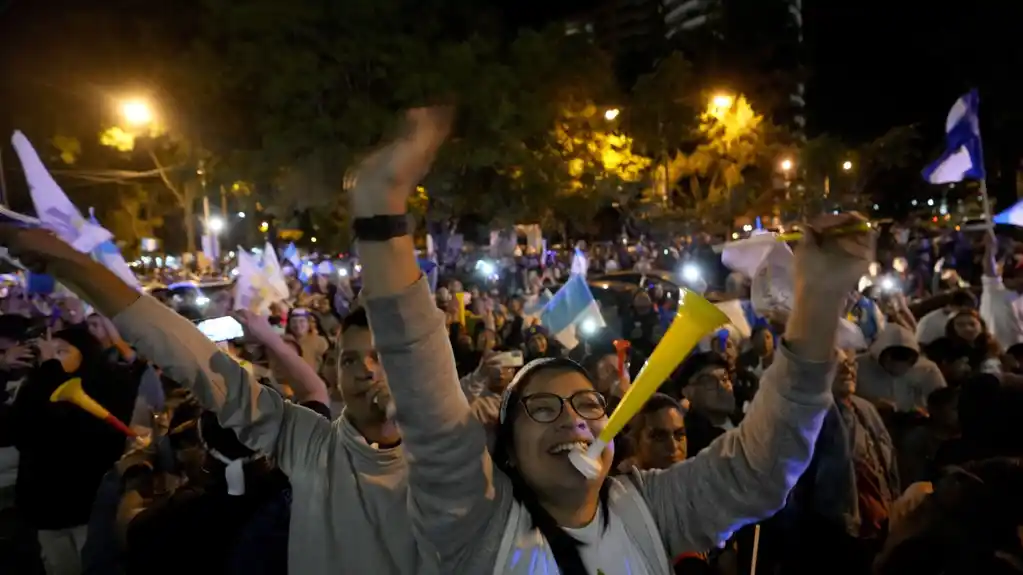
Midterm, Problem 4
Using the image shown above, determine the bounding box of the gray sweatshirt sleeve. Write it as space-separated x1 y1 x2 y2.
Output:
365 277 510 566
630 342 834 555
112 294 333 478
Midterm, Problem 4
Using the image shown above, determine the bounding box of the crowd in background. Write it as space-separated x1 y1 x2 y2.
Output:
0 111 1021 575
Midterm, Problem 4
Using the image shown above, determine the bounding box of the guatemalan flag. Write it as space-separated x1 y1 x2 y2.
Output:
11 131 113 253
283 242 301 269
993 200 1023 227
539 274 605 349
922 90 985 184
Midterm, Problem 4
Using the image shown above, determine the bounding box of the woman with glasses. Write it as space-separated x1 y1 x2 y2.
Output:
349 108 875 575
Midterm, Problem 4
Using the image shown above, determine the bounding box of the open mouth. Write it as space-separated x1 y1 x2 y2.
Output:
548 440 592 455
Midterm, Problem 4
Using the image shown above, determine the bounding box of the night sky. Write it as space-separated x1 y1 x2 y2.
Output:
3 0 1023 172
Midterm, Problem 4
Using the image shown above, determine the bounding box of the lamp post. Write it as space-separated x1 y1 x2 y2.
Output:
120 99 153 126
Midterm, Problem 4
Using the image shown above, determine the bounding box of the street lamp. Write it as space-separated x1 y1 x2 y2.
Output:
842 160 853 171
121 99 153 126
780 158 794 172
604 108 620 121
711 93 734 110
208 217 225 234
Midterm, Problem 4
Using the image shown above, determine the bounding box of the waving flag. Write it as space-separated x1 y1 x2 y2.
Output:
88 208 139 289
11 131 112 252
571 247 588 277
922 90 985 184
283 242 301 269
993 200 1023 227
234 250 273 314
540 274 605 348
260 242 290 301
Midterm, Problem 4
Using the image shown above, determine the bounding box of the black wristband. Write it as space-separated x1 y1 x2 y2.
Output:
352 215 412 242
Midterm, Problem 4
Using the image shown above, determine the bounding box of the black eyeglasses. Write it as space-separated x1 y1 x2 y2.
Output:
520 390 607 423
647 428 687 444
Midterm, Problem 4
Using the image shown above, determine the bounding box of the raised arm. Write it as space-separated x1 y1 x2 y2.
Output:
234 309 331 406
633 213 874 555
0 228 330 477
352 108 508 562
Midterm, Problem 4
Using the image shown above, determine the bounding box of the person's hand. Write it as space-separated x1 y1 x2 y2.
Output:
0 226 91 278
794 213 875 297
474 352 504 391
984 229 996 252
345 107 454 217
94 315 125 346
32 337 59 362
0 344 34 371
231 309 279 344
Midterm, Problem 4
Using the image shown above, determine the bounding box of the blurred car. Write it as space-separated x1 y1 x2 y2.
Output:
590 268 724 302
148 279 235 320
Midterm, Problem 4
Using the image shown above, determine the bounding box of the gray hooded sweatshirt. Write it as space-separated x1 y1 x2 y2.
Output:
855 323 946 413
113 295 434 575
364 276 836 574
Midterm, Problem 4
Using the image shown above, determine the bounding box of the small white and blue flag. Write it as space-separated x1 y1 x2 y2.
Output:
539 274 605 349
283 242 301 269
993 200 1023 227
88 208 139 289
922 89 985 184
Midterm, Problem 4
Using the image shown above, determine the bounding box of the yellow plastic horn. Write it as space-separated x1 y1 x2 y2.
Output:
569 289 729 478
50 378 136 437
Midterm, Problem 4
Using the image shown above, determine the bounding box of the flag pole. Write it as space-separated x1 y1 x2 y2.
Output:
980 179 993 228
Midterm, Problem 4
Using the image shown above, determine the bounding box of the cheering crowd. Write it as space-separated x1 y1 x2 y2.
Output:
0 108 1021 575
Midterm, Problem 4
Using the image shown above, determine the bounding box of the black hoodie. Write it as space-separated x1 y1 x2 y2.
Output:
10 336 142 529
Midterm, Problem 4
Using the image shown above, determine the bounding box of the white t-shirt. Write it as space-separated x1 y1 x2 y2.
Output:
502 506 653 574
915 308 951 345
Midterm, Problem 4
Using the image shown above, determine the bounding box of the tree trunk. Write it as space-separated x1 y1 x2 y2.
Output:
184 197 197 254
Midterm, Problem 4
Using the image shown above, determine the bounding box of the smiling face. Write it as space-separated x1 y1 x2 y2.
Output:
511 367 612 496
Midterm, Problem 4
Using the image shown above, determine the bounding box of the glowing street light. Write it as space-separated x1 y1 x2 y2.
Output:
237 211 246 218
779 158 794 172
208 217 225 233
604 108 620 121
842 160 853 171
121 99 153 126
711 93 734 110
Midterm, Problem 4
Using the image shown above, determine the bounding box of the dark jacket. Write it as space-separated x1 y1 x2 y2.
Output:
10 359 142 529
123 463 290 575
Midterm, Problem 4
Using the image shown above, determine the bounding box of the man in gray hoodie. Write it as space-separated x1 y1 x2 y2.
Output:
0 232 435 574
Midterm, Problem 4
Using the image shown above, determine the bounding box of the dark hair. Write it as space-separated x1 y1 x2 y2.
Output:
927 386 960 411
923 337 970 364
676 351 729 388
494 357 610 575
0 315 31 340
949 290 978 310
630 393 684 436
1006 343 1023 360
341 307 369 333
